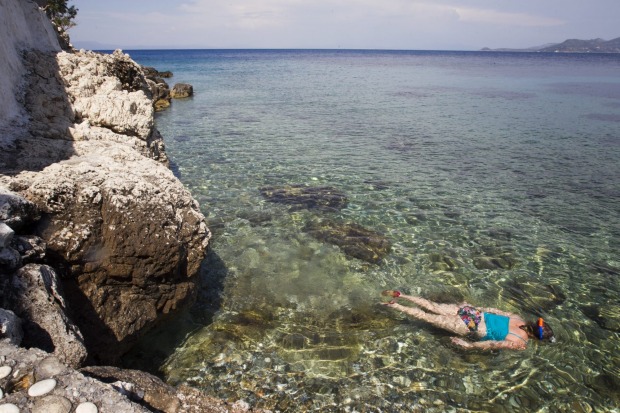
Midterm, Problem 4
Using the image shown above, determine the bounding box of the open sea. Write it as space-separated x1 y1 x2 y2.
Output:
123 49 620 412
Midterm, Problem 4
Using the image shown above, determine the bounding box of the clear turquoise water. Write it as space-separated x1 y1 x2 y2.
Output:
126 50 620 412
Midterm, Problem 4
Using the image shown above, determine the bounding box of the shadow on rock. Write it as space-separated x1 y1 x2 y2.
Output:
122 249 228 376
0 50 77 175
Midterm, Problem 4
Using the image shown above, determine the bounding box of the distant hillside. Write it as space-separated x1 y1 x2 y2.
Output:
482 37 620 53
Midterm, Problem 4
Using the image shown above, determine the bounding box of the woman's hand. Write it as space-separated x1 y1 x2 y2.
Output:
451 337 472 348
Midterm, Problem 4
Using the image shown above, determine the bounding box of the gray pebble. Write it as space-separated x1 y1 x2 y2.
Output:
35 357 65 380
32 395 72 413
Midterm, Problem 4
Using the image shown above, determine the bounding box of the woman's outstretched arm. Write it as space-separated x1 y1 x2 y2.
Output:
451 337 526 351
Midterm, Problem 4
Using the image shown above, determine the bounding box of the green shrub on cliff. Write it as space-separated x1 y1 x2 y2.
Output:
41 0 78 32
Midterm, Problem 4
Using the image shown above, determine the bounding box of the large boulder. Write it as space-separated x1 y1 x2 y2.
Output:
16 146 210 363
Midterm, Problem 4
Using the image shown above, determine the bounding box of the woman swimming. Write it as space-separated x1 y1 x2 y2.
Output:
382 290 555 350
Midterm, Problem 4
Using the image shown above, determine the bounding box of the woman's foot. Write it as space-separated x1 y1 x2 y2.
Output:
381 290 401 298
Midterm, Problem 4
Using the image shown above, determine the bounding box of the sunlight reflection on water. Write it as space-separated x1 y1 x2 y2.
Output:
125 50 620 412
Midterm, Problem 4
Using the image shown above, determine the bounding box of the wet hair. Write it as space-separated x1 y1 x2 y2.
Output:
520 319 556 342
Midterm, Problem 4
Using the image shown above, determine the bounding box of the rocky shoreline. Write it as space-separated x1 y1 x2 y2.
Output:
0 1 266 411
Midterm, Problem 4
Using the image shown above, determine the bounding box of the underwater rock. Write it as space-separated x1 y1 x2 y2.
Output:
581 305 620 333
429 249 461 272
502 280 566 314
303 219 391 263
237 210 273 227
363 180 390 190
473 256 516 270
259 185 348 212
472 245 518 270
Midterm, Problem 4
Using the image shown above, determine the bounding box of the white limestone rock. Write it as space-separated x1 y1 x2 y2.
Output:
27 378 57 397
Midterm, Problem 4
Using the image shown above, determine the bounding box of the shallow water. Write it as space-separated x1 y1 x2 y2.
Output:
125 50 620 411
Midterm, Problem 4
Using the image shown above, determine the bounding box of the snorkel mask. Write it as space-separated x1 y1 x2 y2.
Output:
537 317 544 340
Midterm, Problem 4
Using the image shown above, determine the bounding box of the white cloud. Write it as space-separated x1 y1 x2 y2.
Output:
177 0 564 31
71 0 581 49
454 6 565 27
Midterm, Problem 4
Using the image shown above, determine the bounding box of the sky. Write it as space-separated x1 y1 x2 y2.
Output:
68 0 620 50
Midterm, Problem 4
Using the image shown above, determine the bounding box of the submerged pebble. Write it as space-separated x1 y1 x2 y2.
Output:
28 378 56 397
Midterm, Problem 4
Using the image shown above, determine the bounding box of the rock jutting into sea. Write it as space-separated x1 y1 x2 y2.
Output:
1 0 213 379
141 67 195 111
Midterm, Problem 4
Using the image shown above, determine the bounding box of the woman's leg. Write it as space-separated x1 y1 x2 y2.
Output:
398 294 461 315
387 302 470 335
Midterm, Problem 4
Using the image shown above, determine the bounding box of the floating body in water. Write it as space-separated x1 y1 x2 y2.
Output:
382 290 555 350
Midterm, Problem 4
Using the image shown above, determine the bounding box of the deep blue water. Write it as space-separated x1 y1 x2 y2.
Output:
124 49 620 412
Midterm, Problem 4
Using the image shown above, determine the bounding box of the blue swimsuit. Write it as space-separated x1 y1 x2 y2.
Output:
458 307 528 345
481 313 509 341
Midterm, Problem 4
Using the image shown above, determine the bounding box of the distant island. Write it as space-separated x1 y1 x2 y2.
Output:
482 37 620 53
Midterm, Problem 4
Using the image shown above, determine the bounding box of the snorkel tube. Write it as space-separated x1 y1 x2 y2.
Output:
537 317 544 340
